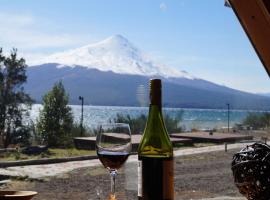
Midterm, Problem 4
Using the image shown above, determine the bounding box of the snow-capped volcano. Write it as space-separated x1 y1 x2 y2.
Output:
36 34 194 79
26 34 270 109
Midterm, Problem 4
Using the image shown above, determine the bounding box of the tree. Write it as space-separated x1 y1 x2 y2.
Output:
37 81 73 147
0 48 33 148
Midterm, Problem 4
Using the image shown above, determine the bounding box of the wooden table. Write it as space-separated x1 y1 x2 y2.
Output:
74 134 193 151
170 132 253 143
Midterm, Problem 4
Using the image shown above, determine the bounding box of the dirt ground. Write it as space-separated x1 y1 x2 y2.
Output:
2 149 243 200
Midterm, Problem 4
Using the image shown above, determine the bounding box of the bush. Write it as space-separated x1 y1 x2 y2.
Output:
113 111 183 134
243 112 270 129
261 113 270 128
70 123 96 136
11 126 32 147
71 123 88 137
56 123 97 148
113 114 146 134
163 113 183 133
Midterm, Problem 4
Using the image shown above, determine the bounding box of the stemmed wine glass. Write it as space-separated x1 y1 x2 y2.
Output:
96 123 132 199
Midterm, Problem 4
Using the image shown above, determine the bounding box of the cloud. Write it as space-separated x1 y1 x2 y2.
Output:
0 13 35 27
159 2 167 12
2 30 88 49
18 52 51 66
0 12 92 50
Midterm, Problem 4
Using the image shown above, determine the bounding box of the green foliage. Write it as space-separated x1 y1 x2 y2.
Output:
0 148 95 161
163 112 183 134
0 48 33 148
113 114 147 134
113 111 183 134
261 112 270 128
48 148 95 158
14 149 21 160
11 126 32 146
70 123 85 138
36 81 73 147
243 112 270 129
71 123 94 137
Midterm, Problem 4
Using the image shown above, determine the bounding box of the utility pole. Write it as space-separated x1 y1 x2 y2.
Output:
227 103 230 133
79 96 84 136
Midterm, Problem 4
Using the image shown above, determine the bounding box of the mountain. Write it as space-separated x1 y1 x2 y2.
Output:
257 93 270 97
35 34 194 79
25 35 270 110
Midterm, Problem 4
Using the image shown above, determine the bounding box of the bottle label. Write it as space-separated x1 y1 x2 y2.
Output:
138 156 174 199
163 159 174 199
138 160 142 197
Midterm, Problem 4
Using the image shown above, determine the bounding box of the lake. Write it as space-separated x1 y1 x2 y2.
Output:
29 104 265 131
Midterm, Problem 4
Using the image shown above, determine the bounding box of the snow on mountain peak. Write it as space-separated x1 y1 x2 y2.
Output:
36 34 194 79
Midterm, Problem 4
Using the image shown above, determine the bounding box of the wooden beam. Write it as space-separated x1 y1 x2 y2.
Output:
229 0 270 76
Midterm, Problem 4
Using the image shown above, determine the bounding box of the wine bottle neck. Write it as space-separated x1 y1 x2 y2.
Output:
150 88 161 110
150 102 161 112
149 78 162 111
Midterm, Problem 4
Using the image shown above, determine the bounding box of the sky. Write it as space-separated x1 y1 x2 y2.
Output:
0 0 269 93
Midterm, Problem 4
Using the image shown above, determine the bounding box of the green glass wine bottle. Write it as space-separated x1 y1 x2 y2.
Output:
138 79 174 200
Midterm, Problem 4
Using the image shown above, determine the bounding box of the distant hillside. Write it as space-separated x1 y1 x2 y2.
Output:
25 64 270 110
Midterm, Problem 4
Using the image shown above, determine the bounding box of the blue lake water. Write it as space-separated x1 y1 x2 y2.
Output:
29 104 265 131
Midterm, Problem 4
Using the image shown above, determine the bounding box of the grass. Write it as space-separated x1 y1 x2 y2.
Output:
0 143 217 161
0 148 96 161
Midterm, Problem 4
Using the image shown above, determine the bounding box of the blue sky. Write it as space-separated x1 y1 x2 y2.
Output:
0 0 269 93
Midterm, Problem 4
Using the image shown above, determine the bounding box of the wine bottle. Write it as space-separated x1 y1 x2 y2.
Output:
138 79 174 200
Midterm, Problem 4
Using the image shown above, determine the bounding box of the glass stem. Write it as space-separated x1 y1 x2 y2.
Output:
110 170 117 199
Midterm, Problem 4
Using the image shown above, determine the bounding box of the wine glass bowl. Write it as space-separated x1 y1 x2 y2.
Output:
96 123 132 198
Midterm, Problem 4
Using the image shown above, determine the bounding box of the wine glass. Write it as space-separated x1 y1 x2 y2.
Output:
96 123 132 199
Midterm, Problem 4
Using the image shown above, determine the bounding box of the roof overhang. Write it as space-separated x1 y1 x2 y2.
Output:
226 0 270 76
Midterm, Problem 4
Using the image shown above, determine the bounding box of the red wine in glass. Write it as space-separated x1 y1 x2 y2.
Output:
97 150 129 170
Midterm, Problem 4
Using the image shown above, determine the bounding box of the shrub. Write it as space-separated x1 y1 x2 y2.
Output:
113 111 183 134
11 126 32 147
70 123 96 136
243 112 270 129
163 113 183 133
113 114 146 134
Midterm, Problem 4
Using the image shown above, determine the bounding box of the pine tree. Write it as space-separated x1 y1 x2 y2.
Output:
0 48 32 148
37 81 73 147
